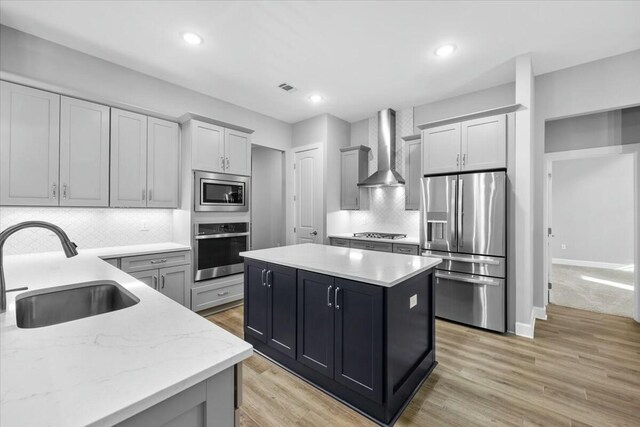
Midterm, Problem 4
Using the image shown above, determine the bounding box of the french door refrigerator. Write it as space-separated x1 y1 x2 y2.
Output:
420 171 506 332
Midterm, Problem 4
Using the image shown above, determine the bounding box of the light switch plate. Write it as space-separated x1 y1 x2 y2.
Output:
410 294 417 309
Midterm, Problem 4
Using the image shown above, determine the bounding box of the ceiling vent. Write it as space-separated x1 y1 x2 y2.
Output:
278 83 297 92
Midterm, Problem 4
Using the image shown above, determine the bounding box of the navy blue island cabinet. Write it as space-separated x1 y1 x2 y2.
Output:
243 257 436 426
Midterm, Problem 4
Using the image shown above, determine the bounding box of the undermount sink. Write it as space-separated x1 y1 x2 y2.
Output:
15 280 139 329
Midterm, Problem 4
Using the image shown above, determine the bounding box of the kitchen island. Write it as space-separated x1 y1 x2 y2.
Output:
240 243 441 426
1 248 252 427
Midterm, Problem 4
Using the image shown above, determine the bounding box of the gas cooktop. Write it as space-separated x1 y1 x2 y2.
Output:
353 232 407 240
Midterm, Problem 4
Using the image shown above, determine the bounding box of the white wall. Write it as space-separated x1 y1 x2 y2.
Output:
534 49 640 308
552 156 634 265
0 207 173 255
251 145 285 250
0 25 292 152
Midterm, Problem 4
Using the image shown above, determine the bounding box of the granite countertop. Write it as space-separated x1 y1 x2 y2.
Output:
240 243 440 287
0 243 252 427
328 233 421 245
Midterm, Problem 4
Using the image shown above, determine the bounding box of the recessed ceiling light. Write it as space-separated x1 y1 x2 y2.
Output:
182 32 203 45
434 44 456 57
309 94 323 103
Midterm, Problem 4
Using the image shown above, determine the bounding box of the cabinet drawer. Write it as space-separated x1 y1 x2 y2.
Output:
330 238 350 248
349 240 392 252
192 275 244 312
121 250 191 273
392 244 419 255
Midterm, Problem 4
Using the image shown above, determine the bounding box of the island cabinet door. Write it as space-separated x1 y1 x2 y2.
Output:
244 259 268 343
297 271 335 378
334 278 384 403
267 263 297 359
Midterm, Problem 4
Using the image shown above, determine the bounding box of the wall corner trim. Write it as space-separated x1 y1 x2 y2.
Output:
515 309 537 339
533 305 548 321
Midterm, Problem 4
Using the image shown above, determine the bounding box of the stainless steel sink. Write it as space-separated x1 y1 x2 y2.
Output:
15 280 139 329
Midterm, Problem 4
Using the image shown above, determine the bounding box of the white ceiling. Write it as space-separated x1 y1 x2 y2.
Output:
1 1 639 123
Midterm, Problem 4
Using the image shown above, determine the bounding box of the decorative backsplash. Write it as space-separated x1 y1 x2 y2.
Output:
0 207 174 255
346 107 420 236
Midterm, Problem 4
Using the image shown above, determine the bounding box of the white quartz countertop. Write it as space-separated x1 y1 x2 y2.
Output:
240 244 440 287
328 233 420 245
0 244 252 427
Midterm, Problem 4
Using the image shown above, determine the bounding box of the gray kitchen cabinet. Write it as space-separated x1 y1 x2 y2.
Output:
191 120 225 173
460 114 507 172
422 123 461 176
224 128 251 176
340 145 370 210
329 237 420 256
130 269 159 290
159 265 188 306
59 96 110 207
328 237 350 248
349 240 393 252
0 81 60 206
147 117 180 208
192 274 244 312
404 136 422 210
392 243 419 255
110 108 148 207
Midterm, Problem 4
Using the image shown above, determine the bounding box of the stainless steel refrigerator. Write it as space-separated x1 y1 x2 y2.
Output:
420 171 506 332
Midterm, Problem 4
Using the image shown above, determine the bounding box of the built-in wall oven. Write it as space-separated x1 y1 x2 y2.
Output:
194 222 250 282
194 171 250 212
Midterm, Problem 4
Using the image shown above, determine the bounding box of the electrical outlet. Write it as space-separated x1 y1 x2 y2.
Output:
410 294 418 309
141 222 149 231
561 244 566 250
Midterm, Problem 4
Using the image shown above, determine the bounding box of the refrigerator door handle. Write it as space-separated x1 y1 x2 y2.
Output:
435 271 501 286
457 178 464 248
450 178 457 248
436 255 501 265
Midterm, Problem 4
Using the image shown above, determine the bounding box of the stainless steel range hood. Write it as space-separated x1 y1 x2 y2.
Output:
358 108 405 187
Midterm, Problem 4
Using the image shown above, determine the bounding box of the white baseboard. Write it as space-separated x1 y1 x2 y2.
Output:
552 258 629 270
515 309 536 339
533 306 547 321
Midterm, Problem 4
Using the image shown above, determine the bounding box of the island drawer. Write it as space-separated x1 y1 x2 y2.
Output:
393 244 419 255
329 238 351 248
192 275 244 312
121 250 191 273
349 240 392 252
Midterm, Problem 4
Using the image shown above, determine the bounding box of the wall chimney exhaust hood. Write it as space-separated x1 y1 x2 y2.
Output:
358 108 405 187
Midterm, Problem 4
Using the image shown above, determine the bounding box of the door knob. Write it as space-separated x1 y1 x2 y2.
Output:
310 231 318 236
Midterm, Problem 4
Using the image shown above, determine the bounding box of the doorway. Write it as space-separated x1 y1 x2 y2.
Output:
292 144 324 245
251 145 285 250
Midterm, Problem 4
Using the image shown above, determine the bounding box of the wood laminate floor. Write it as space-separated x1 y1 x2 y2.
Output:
206 304 640 427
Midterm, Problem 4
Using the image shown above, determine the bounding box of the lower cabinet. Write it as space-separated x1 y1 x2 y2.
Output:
130 265 188 306
244 259 297 358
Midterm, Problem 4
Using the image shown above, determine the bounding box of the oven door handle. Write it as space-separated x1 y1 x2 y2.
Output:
195 232 250 240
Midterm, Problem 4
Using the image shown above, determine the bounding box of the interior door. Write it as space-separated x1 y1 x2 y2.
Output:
267 263 297 359
110 108 148 207
546 165 554 305
457 171 506 257
59 96 110 207
0 81 60 206
294 147 323 244
147 117 179 208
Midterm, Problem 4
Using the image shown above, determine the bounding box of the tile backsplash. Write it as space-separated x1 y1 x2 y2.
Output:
0 207 174 255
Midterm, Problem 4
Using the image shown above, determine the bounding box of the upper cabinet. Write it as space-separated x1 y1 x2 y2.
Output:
1 81 60 206
147 118 180 208
60 96 110 207
404 136 422 210
110 109 148 208
340 145 370 210
189 119 251 176
422 113 507 176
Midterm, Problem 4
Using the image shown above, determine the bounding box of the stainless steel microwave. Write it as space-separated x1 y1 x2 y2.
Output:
194 171 250 212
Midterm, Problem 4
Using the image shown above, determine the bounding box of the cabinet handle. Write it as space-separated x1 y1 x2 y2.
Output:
355 197 358 206
153 276 157 290
52 183 57 199
142 189 146 201
327 285 333 307
267 270 272 287
150 259 167 264
161 275 165 289
462 153 466 168
335 287 340 310
217 291 229 296
148 189 152 201
456 154 460 168
226 157 230 170
62 184 67 200
221 156 225 170
261 269 267 286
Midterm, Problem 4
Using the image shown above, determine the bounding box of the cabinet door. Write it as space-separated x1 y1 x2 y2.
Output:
224 128 251 176
340 149 359 210
59 97 110 207
267 263 297 359
147 117 180 208
334 278 383 402
130 269 159 290
244 259 268 343
159 265 188 306
404 138 422 210
191 121 224 173
1 81 60 206
422 123 461 175
297 270 334 378
461 114 506 172
110 108 148 207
